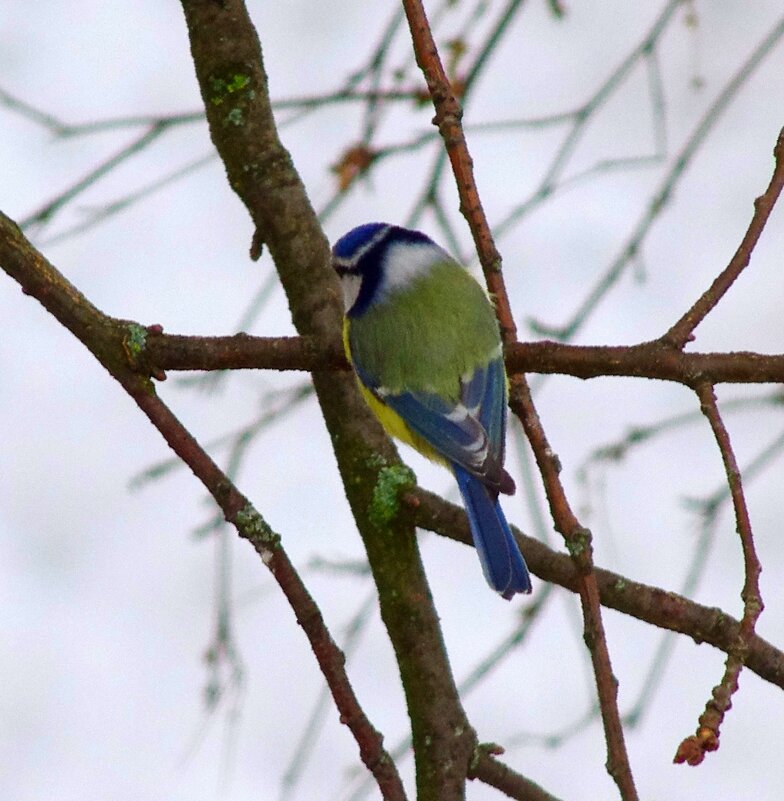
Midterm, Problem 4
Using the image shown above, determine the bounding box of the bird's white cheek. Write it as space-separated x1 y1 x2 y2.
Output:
340 273 362 312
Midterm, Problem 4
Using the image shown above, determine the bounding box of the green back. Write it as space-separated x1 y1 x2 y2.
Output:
348 260 501 400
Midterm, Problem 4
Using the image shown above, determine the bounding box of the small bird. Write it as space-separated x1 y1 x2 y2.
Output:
332 223 531 599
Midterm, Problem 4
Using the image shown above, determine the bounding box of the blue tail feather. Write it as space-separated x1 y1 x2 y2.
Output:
453 464 532 599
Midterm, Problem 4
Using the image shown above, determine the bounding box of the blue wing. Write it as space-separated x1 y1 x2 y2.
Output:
361 356 513 493
356 353 532 598
461 356 507 465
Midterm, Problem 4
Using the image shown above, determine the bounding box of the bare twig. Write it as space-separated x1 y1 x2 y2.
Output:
0 83 424 137
533 12 784 341
495 0 682 244
663 126 784 347
580 393 784 471
19 124 170 231
674 383 764 766
581 403 784 731
407 0 529 229
130 384 313 489
41 151 216 247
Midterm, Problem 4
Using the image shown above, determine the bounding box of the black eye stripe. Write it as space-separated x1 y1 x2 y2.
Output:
333 224 438 318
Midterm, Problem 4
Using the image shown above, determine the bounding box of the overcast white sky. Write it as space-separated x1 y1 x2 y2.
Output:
2 2 784 800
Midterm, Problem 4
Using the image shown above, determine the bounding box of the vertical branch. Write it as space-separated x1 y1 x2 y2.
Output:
674 383 764 766
400 0 516 338
661 129 779 766
507 379 636 799
400 2 639 799
178 3 478 799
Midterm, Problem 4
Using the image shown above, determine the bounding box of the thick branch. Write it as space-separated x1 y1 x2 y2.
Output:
179 2 476 798
507 341 784 385
143 331 784 386
410 488 784 691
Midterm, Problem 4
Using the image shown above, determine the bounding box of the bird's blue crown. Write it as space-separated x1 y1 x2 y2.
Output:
333 223 433 266
332 223 437 317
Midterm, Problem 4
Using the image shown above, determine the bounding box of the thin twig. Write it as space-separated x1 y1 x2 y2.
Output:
532 11 784 341
406 0 529 229
41 151 216 247
674 383 764 766
579 403 784 731
495 0 682 244
663 126 784 347
19 124 169 231
0 83 424 137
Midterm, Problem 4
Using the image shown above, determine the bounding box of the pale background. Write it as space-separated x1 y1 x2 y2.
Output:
2 2 784 800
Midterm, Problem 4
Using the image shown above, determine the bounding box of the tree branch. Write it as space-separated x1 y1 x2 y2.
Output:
6 205 780 697
178 2 478 798
401 1 638 797
141 330 784 386
409 487 784 691
469 747 565 801
674 383 764 766
663 126 784 348
0 209 407 800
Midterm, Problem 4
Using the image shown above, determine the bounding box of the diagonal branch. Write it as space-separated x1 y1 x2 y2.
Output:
663 126 784 348
0 209 407 800
507 380 638 800
19 124 169 231
409 488 784 691
469 748 565 801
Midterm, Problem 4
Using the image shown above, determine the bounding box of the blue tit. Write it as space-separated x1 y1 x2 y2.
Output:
332 223 532 599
